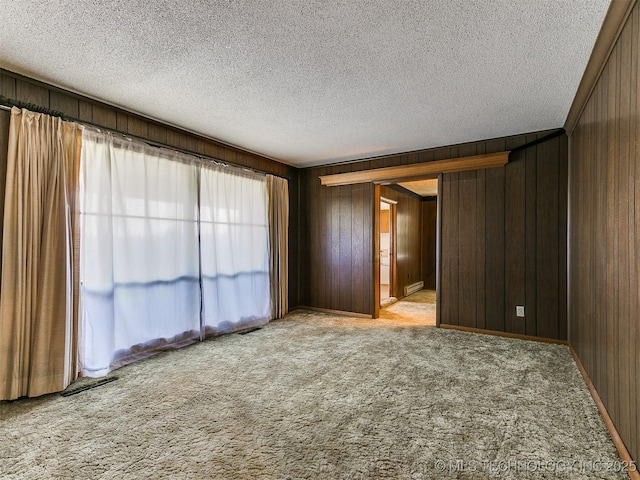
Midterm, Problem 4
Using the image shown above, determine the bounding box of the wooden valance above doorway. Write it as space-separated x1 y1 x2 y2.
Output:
319 151 510 187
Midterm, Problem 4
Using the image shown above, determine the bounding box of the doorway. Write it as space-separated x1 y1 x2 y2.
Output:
379 198 397 307
374 179 439 325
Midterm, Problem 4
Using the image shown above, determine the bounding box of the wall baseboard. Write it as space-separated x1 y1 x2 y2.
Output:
289 305 372 319
569 347 639 479
440 322 638 477
439 323 569 345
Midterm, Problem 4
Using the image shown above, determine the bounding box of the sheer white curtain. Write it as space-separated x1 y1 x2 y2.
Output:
79 130 200 377
200 166 270 335
79 129 271 377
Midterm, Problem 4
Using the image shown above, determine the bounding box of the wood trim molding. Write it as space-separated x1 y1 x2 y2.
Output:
319 152 510 187
289 305 373 319
440 323 570 345
440 322 638 476
373 185 381 318
569 346 640 479
435 174 442 328
564 0 637 135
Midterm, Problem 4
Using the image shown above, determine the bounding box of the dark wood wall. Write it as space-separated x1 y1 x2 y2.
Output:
421 199 437 290
441 133 568 340
568 2 640 464
298 130 568 332
0 69 301 309
379 185 422 297
296 165 373 313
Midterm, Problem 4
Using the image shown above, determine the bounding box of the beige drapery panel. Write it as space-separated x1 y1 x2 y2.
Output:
267 175 289 319
0 107 81 400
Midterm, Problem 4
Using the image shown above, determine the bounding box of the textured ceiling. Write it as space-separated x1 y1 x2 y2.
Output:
0 1 610 167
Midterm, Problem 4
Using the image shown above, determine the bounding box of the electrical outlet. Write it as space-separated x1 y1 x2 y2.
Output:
516 306 525 317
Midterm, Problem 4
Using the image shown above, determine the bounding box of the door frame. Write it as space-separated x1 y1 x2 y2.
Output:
372 177 442 325
373 186 398 318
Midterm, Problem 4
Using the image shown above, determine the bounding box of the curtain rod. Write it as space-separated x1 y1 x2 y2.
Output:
0 98 291 181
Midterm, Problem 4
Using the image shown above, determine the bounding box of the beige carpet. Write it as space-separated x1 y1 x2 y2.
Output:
380 289 436 325
0 311 629 479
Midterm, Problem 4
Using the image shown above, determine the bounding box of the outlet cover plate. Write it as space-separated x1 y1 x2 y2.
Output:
516 306 525 317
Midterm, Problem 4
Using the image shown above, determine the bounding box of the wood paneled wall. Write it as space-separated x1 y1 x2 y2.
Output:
421 199 437 290
0 69 301 308
441 133 568 340
298 129 568 325
568 2 640 464
296 165 373 313
379 185 422 296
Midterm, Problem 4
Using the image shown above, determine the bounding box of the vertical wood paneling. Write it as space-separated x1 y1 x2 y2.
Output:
441 173 458 324
15 79 49 107
458 171 477 327
78 101 93 123
339 185 353 311
475 167 487 329
92 105 117 129
0 73 17 98
352 183 365 313
505 146 526 334
536 136 560 339
300 129 568 328
127 116 148 138
557 133 568 341
433 134 565 338
49 91 79 118
440 175 452 323
420 199 437 290
569 1 640 464
484 142 506 332
525 141 538 336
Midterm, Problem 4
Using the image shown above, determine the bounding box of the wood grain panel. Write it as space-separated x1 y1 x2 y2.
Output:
301 129 567 330
484 162 506 332
15 79 49 107
49 91 79 118
505 143 526 334
92 105 117 129
420 199 437 290
78 101 93 122
457 171 477 327
568 1 640 465
320 151 509 186
435 134 566 338
440 173 456 324
352 183 366 314
0 73 16 98
536 136 560 339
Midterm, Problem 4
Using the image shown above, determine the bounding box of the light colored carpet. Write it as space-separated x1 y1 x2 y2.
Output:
381 289 436 325
0 311 629 479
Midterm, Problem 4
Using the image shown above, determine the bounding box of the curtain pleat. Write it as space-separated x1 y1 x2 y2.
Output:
267 175 289 319
200 166 270 336
78 130 202 377
0 108 79 400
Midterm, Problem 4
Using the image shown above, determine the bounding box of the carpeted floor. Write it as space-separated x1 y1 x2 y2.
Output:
380 289 436 325
0 311 629 479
